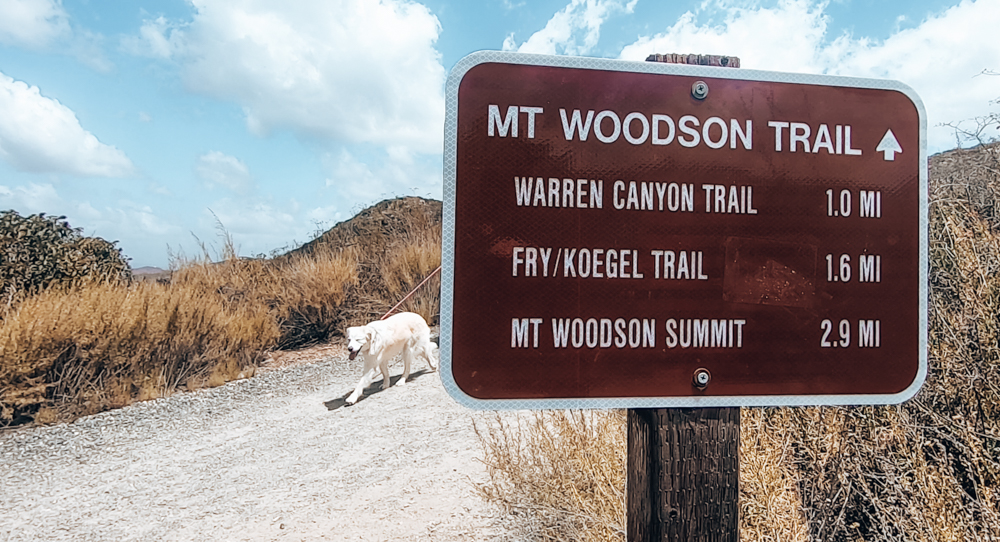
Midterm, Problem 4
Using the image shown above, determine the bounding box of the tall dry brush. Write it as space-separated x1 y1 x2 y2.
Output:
285 196 442 330
0 280 278 424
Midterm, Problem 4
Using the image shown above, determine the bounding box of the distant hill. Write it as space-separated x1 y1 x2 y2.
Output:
132 266 167 275
280 196 442 260
132 266 171 283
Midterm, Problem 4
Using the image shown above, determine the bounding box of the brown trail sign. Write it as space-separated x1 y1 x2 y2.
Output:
441 51 926 409
440 50 927 540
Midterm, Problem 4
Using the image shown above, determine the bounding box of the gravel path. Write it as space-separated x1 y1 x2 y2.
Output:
0 354 512 541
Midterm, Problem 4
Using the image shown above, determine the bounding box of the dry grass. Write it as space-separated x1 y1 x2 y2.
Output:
289 196 442 328
0 280 278 423
474 411 627 541
474 143 1000 541
379 228 442 323
168 247 361 350
0 196 442 426
739 409 809 542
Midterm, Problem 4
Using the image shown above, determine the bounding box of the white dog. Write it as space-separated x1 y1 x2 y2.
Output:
344 311 438 404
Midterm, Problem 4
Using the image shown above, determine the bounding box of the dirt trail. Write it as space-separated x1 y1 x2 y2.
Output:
0 346 511 541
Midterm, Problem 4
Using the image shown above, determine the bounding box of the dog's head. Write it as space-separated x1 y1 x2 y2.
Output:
346 326 371 361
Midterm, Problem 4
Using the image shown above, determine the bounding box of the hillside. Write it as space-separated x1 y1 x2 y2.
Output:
281 196 442 260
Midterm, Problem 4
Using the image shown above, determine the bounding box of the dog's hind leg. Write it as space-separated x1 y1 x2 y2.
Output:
425 342 439 371
379 359 392 390
412 342 436 372
398 347 414 386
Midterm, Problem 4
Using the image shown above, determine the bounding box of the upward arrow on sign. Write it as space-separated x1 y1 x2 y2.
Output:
876 129 903 161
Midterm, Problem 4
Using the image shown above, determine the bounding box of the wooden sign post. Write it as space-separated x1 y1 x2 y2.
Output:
626 53 742 542
628 408 740 541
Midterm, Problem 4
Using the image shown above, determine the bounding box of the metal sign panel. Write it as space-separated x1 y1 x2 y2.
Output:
441 51 927 409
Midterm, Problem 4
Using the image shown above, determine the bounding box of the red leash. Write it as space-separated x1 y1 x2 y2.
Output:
379 265 442 320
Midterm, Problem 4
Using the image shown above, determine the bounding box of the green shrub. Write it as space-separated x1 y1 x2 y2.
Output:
0 211 131 307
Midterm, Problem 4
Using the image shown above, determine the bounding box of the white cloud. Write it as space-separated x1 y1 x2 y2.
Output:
504 0 637 55
121 16 184 59
330 150 371 179
200 197 301 257
820 0 1000 149
619 0 1000 152
324 149 383 198
0 0 70 49
195 151 253 193
306 205 342 225
619 0 828 73
502 33 518 51
68 29 113 73
147 181 172 196
0 183 176 242
127 0 446 153
0 0 111 71
106 201 178 237
75 201 101 221
0 182 62 213
0 72 135 177
323 147 441 201
0 180 186 267
302 205 344 240
385 145 414 165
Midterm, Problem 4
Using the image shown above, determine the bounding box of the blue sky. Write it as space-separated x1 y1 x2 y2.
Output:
0 0 996 269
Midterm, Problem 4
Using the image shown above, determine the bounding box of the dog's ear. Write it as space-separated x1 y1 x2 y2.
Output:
367 326 384 354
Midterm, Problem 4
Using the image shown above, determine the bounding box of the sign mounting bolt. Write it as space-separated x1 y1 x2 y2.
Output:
693 368 711 389
692 81 709 100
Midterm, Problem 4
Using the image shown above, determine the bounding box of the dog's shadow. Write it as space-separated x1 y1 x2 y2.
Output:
324 369 432 411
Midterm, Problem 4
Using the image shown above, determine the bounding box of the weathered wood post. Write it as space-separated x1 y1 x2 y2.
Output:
627 53 742 542
627 408 740 541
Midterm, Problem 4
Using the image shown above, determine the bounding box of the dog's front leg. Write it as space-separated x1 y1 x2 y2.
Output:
346 368 377 404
